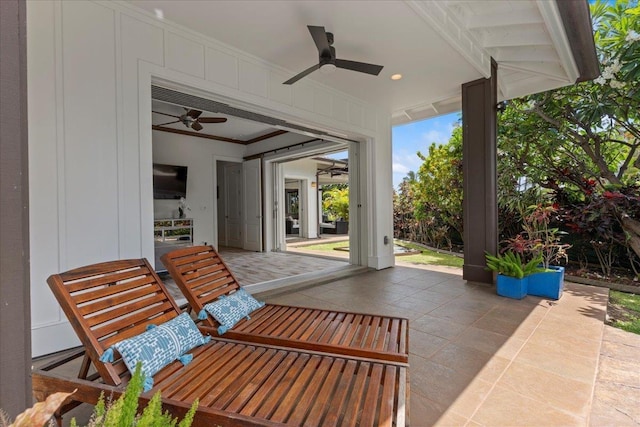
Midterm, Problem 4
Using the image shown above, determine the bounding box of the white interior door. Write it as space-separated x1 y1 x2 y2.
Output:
243 158 262 251
224 163 242 248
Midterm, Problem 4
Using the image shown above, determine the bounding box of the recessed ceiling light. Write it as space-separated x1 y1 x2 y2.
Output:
154 8 164 20
391 74 403 81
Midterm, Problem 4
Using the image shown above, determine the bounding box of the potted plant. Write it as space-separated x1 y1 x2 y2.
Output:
505 204 571 299
485 251 544 299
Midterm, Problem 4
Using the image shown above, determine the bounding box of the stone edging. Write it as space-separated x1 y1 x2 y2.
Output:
565 274 640 295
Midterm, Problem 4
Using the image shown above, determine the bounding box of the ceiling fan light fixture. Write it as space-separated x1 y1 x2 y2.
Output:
320 63 337 74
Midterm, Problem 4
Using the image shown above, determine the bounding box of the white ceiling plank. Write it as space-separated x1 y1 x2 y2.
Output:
500 62 569 82
491 46 560 63
481 27 551 49
466 10 543 30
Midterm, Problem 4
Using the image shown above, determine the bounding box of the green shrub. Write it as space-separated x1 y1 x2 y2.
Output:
2 363 198 427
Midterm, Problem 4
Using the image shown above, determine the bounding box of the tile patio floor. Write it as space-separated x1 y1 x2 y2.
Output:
38 260 639 426
259 264 617 426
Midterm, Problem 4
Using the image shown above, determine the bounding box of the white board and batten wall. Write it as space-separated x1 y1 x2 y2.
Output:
27 0 394 356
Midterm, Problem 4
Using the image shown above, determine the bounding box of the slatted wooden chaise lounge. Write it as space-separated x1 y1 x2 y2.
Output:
32 258 409 426
161 245 409 363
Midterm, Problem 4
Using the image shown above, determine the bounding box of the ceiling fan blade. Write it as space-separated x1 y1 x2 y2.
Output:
191 121 203 131
335 59 384 76
185 109 202 119
157 120 181 126
283 63 321 85
198 117 227 123
152 111 181 119
307 25 331 56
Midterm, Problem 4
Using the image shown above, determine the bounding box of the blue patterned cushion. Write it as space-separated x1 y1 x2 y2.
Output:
100 312 210 391
200 288 265 335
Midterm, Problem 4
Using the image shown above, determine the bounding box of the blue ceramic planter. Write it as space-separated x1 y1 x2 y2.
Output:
528 266 565 300
496 275 528 299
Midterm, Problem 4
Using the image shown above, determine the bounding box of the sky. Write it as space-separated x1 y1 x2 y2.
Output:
391 111 460 189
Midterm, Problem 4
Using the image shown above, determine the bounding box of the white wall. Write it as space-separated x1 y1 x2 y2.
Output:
27 0 393 356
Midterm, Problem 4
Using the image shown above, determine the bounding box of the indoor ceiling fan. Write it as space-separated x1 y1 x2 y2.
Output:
283 25 384 85
152 108 227 131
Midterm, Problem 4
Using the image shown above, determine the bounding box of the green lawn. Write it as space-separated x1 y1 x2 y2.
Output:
300 240 464 268
394 241 464 268
609 290 640 334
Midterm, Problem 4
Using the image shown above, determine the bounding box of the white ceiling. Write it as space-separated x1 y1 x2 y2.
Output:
152 100 276 141
132 0 581 125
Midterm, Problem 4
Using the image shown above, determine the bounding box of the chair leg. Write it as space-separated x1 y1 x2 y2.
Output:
78 354 91 379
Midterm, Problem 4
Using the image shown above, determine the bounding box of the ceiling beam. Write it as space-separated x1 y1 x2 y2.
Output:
553 0 599 82
537 0 580 83
246 129 288 144
152 125 246 144
152 126 289 145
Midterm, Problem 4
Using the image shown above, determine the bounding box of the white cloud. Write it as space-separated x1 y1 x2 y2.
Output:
421 129 449 145
392 163 410 174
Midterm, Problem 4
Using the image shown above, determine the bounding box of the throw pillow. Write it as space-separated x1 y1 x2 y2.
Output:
199 288 265 335
100 312 210 391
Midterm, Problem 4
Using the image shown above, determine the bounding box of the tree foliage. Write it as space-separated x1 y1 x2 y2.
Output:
394 0 640 274
498 0 640 266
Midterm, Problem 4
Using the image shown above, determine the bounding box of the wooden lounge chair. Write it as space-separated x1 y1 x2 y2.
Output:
32 258 409 426
161 245 409 363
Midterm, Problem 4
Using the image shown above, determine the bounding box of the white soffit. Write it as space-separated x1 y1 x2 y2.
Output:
126 0 582 125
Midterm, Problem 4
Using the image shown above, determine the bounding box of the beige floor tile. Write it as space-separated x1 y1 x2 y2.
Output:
400 275 451 290
389 295 443 313
428 305 487 326
497 361 594 418
410 289 459 305
441 298 499 316
409 356 477 408
430 343 496 379
472 312 536 338
471 385 585 426
409 395 447 427
433 409 470 427
526 326 602 360
447 377 494 419
409 329 449 358
474 355 511 383
515 340 598 384
534 319 603 343
428 281 474 297
493 336 527 360
452 326 512 354
411 314 469 340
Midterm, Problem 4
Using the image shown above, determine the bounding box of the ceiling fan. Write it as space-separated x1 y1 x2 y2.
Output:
152 108 227 131
283 26 384 85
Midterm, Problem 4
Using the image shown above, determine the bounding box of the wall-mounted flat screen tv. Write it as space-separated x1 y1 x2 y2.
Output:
153 163 188 199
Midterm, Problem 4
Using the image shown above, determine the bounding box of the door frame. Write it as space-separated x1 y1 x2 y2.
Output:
142 73 372 269
265 142 361 266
